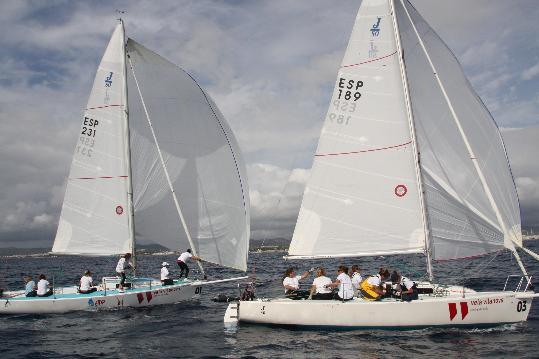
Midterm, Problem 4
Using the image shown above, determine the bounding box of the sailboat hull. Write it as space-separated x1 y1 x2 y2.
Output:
231 291 534 329
0 277 245 315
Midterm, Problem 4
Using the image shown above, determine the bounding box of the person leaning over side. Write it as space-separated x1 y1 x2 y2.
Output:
282 267 313 299
23 275 37 297
326 265 354 301
359 268 390 301
116 253 134 292
79 270 97 294
390 270 418 301
308 267 333 300
177 249 201 279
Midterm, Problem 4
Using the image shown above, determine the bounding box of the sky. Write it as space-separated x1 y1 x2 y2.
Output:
0 0 538 248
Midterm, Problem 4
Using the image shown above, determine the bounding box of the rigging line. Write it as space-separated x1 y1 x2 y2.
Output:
126 52 206 276
341 51 398 68
315 140 411 157
467 250 502 279
520 246 539 262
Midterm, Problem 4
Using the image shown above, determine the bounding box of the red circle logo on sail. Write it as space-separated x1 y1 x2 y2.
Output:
116 205 124 215
394 184 407 197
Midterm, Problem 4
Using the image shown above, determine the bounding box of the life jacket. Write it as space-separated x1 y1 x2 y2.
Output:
359 275 382 300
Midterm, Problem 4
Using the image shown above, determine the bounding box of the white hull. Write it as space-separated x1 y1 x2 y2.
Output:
1 277 245 314
229 291 536 328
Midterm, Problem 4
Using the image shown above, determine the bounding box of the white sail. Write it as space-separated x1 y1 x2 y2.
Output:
289 0 424 259
394 0 521 260
53 24 131 255
126 40 250 271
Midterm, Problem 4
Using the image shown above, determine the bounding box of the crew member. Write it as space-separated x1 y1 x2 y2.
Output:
116 253 134 291
309 267 333 300
36 274 53 297
282 267 312 299
359 268 390 301
177 249 201 279
326 265 354 301
79 270 97 294
350 265 362 297
390 271 418 301
23 275 37 297
161 262 173 285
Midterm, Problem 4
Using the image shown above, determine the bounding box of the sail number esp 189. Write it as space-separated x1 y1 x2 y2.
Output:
327 77 363 126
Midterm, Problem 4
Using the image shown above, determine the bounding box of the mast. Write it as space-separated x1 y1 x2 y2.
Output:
126 52 206 278
120 18 137 271
398 0 525 275
390 0 433 281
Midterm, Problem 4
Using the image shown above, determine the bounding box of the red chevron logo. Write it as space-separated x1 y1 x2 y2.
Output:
448 302 468 321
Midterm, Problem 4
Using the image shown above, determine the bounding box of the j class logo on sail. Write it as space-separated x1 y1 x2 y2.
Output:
104 72 113 87
370 17 382 37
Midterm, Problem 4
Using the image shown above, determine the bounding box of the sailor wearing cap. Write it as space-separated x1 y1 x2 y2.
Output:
161 262 173 285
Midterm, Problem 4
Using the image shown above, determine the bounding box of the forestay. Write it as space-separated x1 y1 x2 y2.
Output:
394 0 521 260
126 40 250 271
53 24 131 255
289 0 425 259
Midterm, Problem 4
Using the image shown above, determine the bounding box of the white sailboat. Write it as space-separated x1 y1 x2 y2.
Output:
1 20 250 314
225 0 538 328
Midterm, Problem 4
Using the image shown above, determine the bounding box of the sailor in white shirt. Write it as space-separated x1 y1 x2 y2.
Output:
282 267 313 298
176 249 201 279
350 265 363 297
36 274 53 297
79 270 97 294
327 265 354 301
161 262 173 285
309 267 333 300
116 253 134 291
390 271 418 301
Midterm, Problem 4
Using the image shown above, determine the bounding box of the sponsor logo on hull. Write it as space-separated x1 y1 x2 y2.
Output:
448 297 505 320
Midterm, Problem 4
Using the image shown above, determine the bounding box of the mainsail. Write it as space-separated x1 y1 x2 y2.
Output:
289 0 522 263
289 0 425 259
126 40 250 271
53 24 131 255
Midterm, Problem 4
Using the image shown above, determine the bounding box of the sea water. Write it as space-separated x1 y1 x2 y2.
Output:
1 242 538 358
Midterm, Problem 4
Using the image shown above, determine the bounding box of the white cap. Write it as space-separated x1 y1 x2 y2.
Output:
162 262 170 267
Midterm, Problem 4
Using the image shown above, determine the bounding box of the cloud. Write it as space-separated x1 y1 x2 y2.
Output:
248 163 309 240
522 62 539 81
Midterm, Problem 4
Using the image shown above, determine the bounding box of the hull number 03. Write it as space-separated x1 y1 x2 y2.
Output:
517 300 527 312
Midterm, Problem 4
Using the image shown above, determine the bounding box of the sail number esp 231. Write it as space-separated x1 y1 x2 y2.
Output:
76 116 99 158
